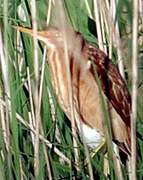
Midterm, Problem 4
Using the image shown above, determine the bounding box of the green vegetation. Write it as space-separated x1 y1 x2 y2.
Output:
0 0 143 179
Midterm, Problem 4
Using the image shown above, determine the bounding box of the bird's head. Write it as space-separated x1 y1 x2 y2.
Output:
15 26 64 49
15 26 86 59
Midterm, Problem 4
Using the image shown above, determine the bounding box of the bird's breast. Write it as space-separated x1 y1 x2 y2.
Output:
77 119 104 149
48 49 74 113
47 48 105 146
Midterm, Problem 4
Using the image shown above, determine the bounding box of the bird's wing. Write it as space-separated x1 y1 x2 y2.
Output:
87 45 131 128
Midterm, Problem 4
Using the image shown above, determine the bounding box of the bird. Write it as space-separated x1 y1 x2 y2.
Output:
15 26 131 156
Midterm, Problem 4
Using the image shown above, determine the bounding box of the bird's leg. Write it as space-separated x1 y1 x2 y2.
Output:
103 153 110 177
90 138 106 158
104 144 124 180
84 137 106 166
84 141 124 180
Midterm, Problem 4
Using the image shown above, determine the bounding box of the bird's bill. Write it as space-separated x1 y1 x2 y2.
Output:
14 26 50 44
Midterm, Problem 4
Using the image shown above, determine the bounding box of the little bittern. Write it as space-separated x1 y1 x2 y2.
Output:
16 26 131 155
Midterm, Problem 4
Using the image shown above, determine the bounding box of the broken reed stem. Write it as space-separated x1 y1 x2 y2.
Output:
130 0 139 179
93 0 104 51
30 0 40 176
57 0 80 169
0 21 11 154
93 1 123 179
